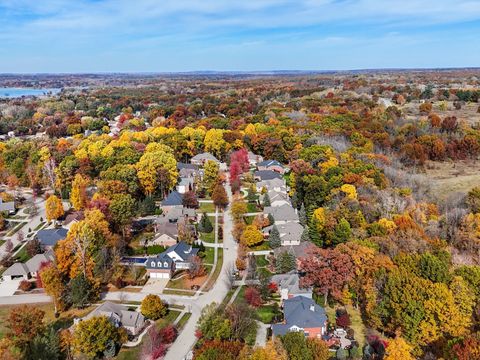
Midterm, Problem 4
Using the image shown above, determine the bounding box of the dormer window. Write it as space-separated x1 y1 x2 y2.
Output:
164 262 168 267
151 261 155 267
157 261 161 267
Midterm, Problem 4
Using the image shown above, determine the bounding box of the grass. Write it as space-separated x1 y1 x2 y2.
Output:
203 248 223 291
255 255 269 267
0 240 5 247
156 309 181 329
246 203 259 213
176 312 191 330
13 246 31 262
248 242 271 251
201 247 215 265
34 222 46 232
200 231 215 243
199 202 215 213
346 304 366 349
6 221 27 237
162 289 195 296
233 286 245 304
256 305 281 324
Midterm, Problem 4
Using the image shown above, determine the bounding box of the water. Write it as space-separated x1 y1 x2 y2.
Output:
0 87 61 98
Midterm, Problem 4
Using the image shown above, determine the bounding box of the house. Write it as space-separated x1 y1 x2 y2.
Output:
149 222 178 247
161 191 184 213
146 241 199 279
264 204 299 224
177 177 194 194
264 222 303 246
254 170 283 181
177 163 200 178
274 242 315 269
257 160 286 174
36 228 69 249
272 296 328 338
248 151 264 167
271 272 312 300
262 190 290 207
156 206 197 224
191 152 220 166
0 198 15 214
63 211 84 228
256 178 287 194
78 301 146 336
2 250 55 281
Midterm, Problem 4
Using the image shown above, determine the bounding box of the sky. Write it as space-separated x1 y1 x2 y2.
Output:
0 0 480 73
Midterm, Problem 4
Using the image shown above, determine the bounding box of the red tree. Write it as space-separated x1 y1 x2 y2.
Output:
300 246 354 306
36 261 52 288
159 325 177 344
244 286 262 307
182 191 199 209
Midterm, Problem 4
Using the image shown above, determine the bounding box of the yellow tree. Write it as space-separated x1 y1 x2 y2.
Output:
240 225 263 247
202 160 219 195
40 263 66 312
135 150 178 196
385 337 415 360
45 194 64 222
340 184 357 200
70 174 89 210
204 128 226 159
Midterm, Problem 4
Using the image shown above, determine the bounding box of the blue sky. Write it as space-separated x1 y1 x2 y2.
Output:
0 0 479 72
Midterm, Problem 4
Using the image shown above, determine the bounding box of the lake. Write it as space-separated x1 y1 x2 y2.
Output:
0 87 60 98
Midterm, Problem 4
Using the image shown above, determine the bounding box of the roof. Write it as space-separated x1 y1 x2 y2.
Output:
36 228 68 246
178 177 194 187
64 211 84 225
85 301 145 328
25 250 55 273
3 262 30 276
264 204 299 222
258 160 284 168
254 170 282 181
146 252 174 269
154 222 178 238
256 178 286 191
272 296 327 335
191 152 220 163
177 162 199 171
274 242 315 259
165 241 199 261
161 191 184 206
0 199 15 212
264 222 303 239
271 272 312 296
156 206 196 224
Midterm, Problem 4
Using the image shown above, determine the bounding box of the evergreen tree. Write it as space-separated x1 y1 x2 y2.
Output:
268 225 281 248
276 251 296 273
301 226 310 242
332 218 351 245
263 193 271 207
247 185 257 202
309 218 322 247
198 213 213 233
267 213 275 225
69 274 93 308
298 204 307 226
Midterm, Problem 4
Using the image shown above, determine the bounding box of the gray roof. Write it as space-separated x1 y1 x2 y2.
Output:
156 206 196 224
264 222 303 244
146 252 174 269
191 152 220 163
178 177 194 187
0 199 15 212
273 242 314 259
272 296 327 336
264 204 299 222
36 228 68 246
3 262 30 276
258 160 284 168
161 191 184 206
146 241 199 269
85 301 145 328
25 250 55 273
177 162 199 171
166 241 199 261
271 272 312 297
254 170 282 181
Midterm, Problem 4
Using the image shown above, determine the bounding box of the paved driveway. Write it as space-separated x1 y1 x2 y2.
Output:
0 279 21 297
141 278 169 294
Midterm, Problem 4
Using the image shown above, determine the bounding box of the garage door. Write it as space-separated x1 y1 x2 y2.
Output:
150 272 169 279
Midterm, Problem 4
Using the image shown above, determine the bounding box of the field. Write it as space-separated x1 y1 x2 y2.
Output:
426 160 480 198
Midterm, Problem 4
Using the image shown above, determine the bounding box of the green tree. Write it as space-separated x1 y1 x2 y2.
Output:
198 213 214 233
69 273 93 309
419 253 450 283
198 303 233 341
300 226 310 242
268 225 281 249
331 218 351 245
141 294 167 320
109 193 136 239
281 331 312 360
276 251 296 273
298 204 307 226
262 192 271 207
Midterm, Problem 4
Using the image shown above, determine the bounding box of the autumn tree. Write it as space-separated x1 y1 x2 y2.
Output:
6 305 45 352
135 148 178 197
245 286 262 307
189 255 206 279
212 182 229 209
202 160 220 196
70 174 89 210
240 225 263 247
183 190 199 209
300 246 354 306
141 294 167 320
45 194 64 222
39 263 66 312
109 193 136 239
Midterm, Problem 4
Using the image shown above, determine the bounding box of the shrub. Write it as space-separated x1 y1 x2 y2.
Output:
19 280 33 292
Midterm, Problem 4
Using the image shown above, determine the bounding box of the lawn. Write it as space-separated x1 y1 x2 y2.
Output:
13 245 31 262
256 305 281 324
199 231 215 243
203 249 223 291
248 242 271 251
255 255 269 267
176 312 192 330
201 247 215 264
246 203 259 213
199 202 215 213
156 309 181 329
244 215 255 225
346 304 366 349
6 221 27 237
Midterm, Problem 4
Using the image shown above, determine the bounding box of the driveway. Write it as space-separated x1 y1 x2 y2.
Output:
141 278 169 294
0 279 21 296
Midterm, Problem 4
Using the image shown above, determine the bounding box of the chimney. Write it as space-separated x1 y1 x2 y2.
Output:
309 304 315 312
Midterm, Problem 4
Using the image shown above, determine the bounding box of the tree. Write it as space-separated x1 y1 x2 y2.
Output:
268 225 281 248
27 326 62 360
183 190 199 209
70 174 89 210
198 213 214 233
263 192 271 207
276 251 296 273
26 238 43 257
69 273 93 308
159 325 177 344
109 193 136 239
45 194 64 222
331 218 351 245
135 149 178 197
298 204 307 226
212 183 229 209
306 338 329 360
384 337 415 360
73 316 125 359
239 338 288 360
466 186 480 213
300 226 310 242
231 197 248 222
281 331 312 360
6 305 45 351
202 160 220 195
240 225 263 247
141 294 167 320
40 264 66 312
189 255 206 279
141 327 166 360
194 340 244 360
300 246 354 305
197 303 233 341
245 286 262 307
418 252 450 283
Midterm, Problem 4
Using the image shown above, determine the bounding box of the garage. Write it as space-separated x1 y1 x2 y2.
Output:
150 272 170 279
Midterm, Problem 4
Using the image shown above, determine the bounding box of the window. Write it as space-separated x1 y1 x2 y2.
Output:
164 262 168 268
157 262 161 267
151 261 155 267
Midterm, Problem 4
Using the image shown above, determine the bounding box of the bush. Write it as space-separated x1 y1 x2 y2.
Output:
19 280 33 291
146 245 166 255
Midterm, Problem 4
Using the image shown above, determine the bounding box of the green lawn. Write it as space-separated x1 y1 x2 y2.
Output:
199 202 215 213
200 231 215 243
13 246 31 262
204 249 223 291
6 222 27 237
244 215 255 225
201 247 215 264
256 305 281 324
176 312 191 330
246 203 259 213
255 255 269 267
248 242 271 251
156 309 181 329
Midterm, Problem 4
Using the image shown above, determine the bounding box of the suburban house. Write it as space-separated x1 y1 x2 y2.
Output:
264 204 299 224
271 272 313 300
2 250 55 281
256 178 287 194
272 296 328 338
157 206 197 224
146 241 199 279
191 152 220 166
254 170 283 181
177 177 194 194
262 190 290 207
177 162 199 175
274 243 315 269
161 191 184 213
257 160 287 174
248 151 264 167
264 222 303 246
149 222 178 247
63 211 84 228
0 198 15 214
36 228 69 250
77 301 146 336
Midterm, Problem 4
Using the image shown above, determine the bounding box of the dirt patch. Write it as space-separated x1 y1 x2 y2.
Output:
426 160 480 198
